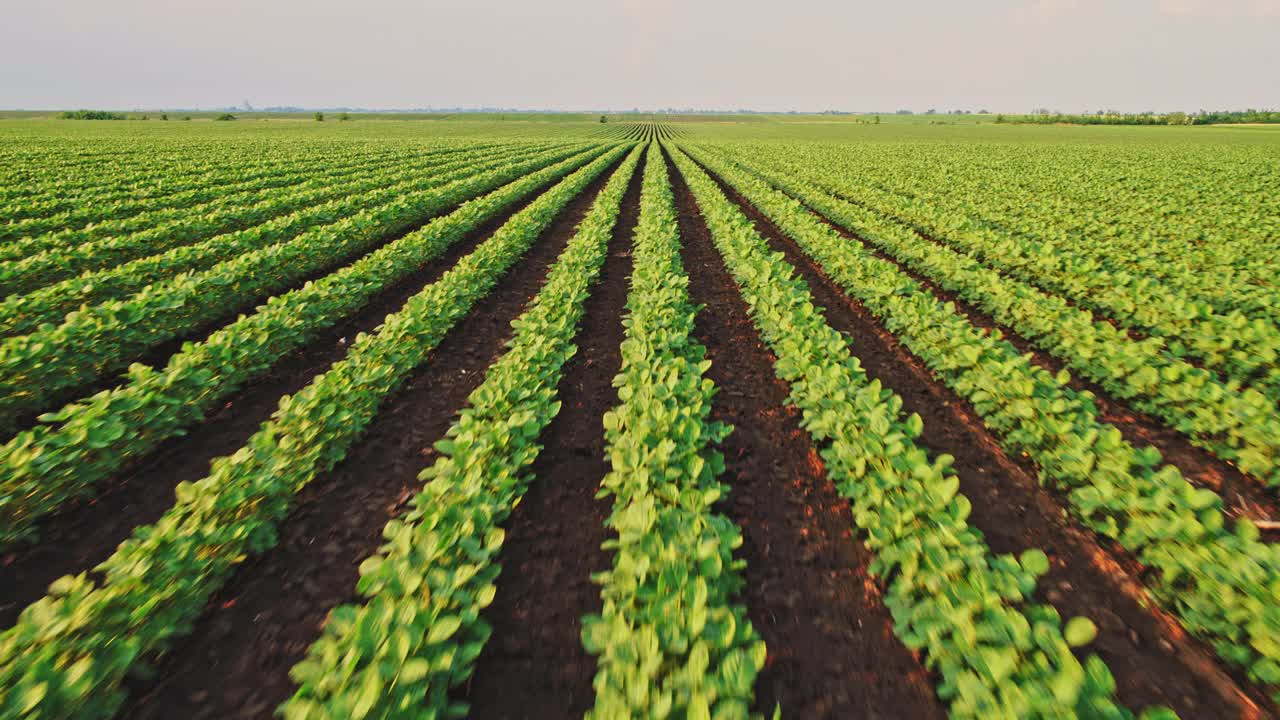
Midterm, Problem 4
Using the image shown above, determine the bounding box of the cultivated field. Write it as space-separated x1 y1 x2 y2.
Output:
1 116 1279 719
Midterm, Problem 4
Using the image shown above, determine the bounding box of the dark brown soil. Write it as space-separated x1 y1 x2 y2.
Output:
110 158 626 720
686 153 1276 719
813 181 1280 525
464 159 642 719
669 150 947 720
0 160 577 630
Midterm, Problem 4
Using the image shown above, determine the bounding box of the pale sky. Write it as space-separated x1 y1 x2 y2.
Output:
2 0 1277 113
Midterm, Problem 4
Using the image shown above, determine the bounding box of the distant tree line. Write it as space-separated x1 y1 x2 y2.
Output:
1000 109 1280 126
59 110 126 120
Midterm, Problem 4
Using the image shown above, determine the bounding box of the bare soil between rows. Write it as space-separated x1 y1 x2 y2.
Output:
7 142 1271 718
117 158 624 720
463 158 643 719
685 150 1275 719
669 149 947 720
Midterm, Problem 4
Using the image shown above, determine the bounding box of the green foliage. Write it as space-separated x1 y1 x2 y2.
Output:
687 141 1280 702
0 144 551 333
0 144 629 720
0 144 602 548
58 110 125 120
0 140 513 248
738 146 1280 491
0 146 596 436
282 143 643 720
1 110 1275 719
582 143 765 719
214 112 236 121
750 145 1280 403
671 144 1141 719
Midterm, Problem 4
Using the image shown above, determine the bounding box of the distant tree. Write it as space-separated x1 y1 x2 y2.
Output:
995 114 1006 124
979 109 990 114
314 111 324 122
215 113 236 121
338 112 352 121
182 116 192 121
873 115 881 124
925 108 937 115
160 113 168 120
139 115 148 120
599 115 608 123
59 110 126 120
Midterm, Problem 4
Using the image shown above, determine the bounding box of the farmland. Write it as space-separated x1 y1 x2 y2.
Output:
0 115 1279 720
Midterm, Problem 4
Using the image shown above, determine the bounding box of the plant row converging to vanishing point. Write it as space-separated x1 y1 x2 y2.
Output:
1 116 1278 720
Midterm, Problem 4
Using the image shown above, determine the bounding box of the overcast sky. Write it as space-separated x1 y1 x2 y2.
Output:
2 0 1277 112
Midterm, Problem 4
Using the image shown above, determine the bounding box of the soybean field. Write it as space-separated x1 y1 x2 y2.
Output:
1 116 1280 720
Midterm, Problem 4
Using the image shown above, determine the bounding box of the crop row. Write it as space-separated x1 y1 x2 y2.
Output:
883 140 1279 265
0 146 421 257
281 142 643 720
721 147 1280 493
669 145 1148 719
0 144 630 720
0 142 552 337
766 142 1280 323
751 150 1280 402
0 143 546 292
2 143 517 260
0 144 441 243
688 143 1280 700
595 123 641 141
948 158 1280 316
0 143 594 433
11 142 506 221
0 136 456 203
0 144 612 548
0 142 414 215
581 143 765 719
